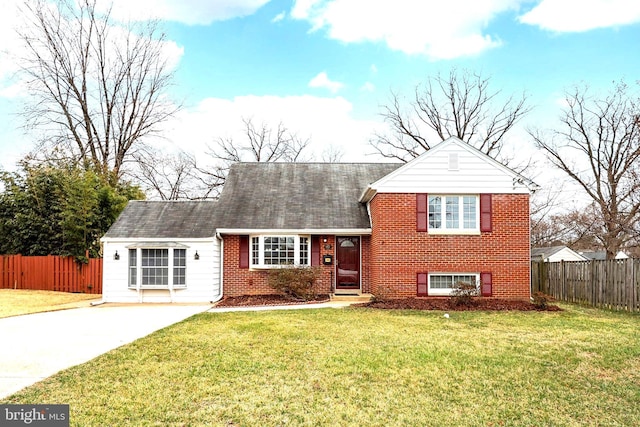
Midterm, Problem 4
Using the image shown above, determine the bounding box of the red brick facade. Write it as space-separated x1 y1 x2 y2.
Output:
222 193 530 300
222 235 339 297
369 193 531 300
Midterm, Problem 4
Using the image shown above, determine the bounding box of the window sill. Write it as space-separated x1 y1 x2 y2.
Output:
427 229 480 236
128 285 187 290
250 264 310 270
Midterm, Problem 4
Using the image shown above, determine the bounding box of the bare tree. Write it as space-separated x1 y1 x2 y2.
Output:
531 205 600 249
372 69 531 162
320 144 345 163
212 117 310 164
131 150 224 200
530 81 640 258
16 0 178 185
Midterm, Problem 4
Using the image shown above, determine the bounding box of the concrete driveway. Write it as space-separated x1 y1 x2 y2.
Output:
0 304 211 399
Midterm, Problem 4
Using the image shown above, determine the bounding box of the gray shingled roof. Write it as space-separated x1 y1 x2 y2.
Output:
216 163 401 230
531 246 567 260
104 200 219 238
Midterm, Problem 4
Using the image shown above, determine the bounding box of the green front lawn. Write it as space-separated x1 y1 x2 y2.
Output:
3 305 639 426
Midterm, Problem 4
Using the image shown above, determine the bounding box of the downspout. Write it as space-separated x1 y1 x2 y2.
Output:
212 233 225 303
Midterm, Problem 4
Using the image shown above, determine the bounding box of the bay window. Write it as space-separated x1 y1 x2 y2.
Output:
128 247 187 288
250 235 310 267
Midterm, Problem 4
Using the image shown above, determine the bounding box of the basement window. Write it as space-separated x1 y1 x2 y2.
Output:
429 273 479 296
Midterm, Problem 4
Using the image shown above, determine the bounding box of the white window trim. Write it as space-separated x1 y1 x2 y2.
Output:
428 194 480 235
127 247 188 290
250 235 311 269
428 273 479 296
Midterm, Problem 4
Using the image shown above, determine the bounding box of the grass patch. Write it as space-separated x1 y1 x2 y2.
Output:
0 289 100 318
2 305 639 426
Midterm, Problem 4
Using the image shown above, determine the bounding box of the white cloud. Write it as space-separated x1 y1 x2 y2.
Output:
162 95 384 162
370 64 378 73
360 82 375 92
0 0 24 91
519 0 640 32
291 0 522 59
272 11 286 23
106 0 271 25
308 71 344 93
0 1 184 100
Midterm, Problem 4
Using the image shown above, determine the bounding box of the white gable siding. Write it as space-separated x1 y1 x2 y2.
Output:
370 140 531 195
102 238 221 303
546 248 587 262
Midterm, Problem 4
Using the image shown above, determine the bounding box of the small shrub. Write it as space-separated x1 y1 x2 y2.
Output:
449 280 478 307
267 266 322 301
372 284 395 302
531 292 552 310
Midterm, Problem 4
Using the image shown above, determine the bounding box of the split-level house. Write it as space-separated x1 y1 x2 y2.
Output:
101 137 538 303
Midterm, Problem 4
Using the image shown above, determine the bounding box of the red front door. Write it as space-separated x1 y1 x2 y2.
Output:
336 237 360 289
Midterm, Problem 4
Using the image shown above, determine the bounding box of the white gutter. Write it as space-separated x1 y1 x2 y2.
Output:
215 228 372 235
212 232 224 304
359 186 377 203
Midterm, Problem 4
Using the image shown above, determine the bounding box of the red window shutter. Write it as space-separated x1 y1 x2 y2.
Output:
417 194 428 232
480 194 492 232
480 272 492 297
239 236 249 269
311 236 321 266
417 272 428 297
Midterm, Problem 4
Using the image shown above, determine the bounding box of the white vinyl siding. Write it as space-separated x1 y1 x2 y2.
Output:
103 239 221 303
367 138 532 195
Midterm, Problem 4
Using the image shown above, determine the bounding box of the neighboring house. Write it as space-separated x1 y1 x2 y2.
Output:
531 246 588 262
101 137 539 303
579 250 629 260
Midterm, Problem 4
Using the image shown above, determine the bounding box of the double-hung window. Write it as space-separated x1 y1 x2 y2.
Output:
250 235 310 268
428 195 478 233
128 247 187 288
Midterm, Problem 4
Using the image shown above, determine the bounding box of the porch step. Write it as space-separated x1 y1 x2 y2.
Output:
330 293 373 303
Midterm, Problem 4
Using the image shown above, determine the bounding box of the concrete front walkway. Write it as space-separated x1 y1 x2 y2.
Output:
0 304 210 399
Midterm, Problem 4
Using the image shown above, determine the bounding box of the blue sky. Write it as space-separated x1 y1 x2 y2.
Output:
1 0 639 186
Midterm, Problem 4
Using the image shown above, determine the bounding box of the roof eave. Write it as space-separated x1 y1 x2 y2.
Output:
359 186 377 203
216 228 372 235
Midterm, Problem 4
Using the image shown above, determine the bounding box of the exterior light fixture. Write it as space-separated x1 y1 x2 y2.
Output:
194 251 200 260
114 251 120 260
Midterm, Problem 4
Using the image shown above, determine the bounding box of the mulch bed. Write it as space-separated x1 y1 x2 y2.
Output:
355 298 562 311
214 294 330 307
214 294 561 311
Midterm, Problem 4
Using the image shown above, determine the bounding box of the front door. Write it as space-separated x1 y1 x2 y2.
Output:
336 236 360 290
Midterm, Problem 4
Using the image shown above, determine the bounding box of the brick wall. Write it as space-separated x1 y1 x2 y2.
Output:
369 193 531 300
222 235 337 297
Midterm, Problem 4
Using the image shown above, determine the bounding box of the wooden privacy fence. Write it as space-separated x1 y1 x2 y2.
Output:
0 255 102 294
532 259 640 312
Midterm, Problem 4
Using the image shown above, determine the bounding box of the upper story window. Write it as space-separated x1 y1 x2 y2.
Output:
428 195 478 233
250 235 310 268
